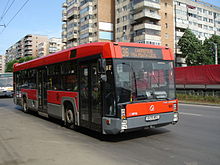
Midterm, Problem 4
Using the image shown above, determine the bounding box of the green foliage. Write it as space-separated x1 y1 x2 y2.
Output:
5 59 18 72
178 29 203 66
203 35 220 64
5 56 35 72
177 93 220 105
178 29 220 66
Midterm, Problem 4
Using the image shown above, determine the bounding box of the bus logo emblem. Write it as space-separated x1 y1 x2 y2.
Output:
149 105 155 112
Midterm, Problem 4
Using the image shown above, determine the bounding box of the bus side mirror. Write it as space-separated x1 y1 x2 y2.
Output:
98 59 106 74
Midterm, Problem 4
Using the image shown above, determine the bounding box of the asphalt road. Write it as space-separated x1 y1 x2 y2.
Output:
0 98 220 165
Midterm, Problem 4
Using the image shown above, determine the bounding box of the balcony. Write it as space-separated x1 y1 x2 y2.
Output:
24 41 32 46
62 2 67 8
67 10 78 19
24 47 32 51
62 38 67 43
176 31 184 37
67 33 78 41
67 26 78 32
176 22 188 29
62 9 67 17
62 31 67 36
133 0 160 10
24 35 32 41
62 16 67 22
16 54 21 59
134 34 161 42
62 24 67 29
24 51 33 55
133 23 161 31
133 10 160 21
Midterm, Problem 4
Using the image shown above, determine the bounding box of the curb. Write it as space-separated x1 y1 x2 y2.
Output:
178 101 220 107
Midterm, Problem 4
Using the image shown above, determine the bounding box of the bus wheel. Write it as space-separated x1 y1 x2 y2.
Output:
65 104 76 130
23 98 29 113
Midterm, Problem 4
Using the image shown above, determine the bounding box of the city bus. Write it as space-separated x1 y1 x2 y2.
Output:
0 73 13 97
13 42 178 134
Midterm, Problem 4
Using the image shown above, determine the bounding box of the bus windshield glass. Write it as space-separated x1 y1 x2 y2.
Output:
113 59 175 103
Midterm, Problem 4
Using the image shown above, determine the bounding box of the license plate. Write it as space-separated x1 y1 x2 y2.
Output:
146 115 160 122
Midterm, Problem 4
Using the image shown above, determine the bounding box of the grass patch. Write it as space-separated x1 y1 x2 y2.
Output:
177 94 220 105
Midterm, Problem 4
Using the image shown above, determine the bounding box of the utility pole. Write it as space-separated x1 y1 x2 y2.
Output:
209 42 218 65
214 43 218 65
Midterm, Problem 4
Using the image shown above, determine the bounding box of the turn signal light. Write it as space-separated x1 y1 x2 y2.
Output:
121 108 126 119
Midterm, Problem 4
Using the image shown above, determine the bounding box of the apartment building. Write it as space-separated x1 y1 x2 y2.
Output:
174 0 220 66
61 0 219 66
5 34 49 62
62 0 115 49
5 45 16 63
0 55 5 73
114 0 175 51
38 38 64 57
62 0 174 50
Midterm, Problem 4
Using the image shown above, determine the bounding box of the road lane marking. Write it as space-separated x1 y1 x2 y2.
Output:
179 112 203 117
179 103 220 109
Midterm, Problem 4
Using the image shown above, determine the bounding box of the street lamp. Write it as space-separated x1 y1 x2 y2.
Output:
209 42 218 65
0 24 6 28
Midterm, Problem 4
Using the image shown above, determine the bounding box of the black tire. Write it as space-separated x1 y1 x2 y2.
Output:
23 98 29 113
65 104 77 130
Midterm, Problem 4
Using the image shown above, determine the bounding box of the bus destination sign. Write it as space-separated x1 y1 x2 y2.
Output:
121 46 163 59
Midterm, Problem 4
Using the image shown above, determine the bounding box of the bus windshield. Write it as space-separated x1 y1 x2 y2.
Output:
0 77 13 87
113 59 175 103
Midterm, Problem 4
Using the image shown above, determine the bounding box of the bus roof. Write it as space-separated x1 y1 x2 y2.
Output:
13 42 173 72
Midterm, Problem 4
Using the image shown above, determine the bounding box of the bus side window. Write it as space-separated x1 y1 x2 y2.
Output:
48 64 61 90
61 61 77 91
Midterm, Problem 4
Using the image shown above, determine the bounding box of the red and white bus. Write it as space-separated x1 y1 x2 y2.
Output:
13 42 178 134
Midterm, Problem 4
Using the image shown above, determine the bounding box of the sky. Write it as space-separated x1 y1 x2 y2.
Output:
0 0 63 54
0 0 220 55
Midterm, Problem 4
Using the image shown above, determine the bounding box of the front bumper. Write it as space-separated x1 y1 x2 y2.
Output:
102 112 178 134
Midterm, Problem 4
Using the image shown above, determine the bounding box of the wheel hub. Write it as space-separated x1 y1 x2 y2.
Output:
66 109 73 124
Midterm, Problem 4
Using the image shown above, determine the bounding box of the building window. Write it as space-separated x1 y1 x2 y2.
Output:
99 31 113 40
165 23 168 28
165 13 167 18
117 18 120 24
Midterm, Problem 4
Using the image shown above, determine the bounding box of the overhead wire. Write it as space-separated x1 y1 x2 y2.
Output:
0 0 11 21
0 0 30 34
0 0 16 22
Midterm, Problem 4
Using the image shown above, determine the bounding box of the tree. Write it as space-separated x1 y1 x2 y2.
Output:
203 35 220 65
5 56 35 72
5 59 18 72
178 29 204 66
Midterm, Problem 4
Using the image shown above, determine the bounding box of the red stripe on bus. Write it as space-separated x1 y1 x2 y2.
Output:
21 89 37 100
47 91 78 106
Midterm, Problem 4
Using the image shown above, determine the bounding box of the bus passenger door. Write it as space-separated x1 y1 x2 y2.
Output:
79 60 102 132
37 68 47 112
